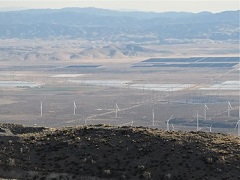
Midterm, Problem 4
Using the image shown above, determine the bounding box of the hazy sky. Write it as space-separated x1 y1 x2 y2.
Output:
0 0 239 13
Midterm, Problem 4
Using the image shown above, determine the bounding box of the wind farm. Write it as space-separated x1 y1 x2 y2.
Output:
0 9 239 136
0 56 239 136
0 7 239 180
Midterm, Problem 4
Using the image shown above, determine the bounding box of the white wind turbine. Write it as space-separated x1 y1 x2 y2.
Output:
235 106 240 136
204 104 209 120
115 103 120 118
152 109 155 126
40 101 43 117
208 124 213 133
227 101 233 117
73 101 77 115
166 115 173 131
196 113 199 131
234 120 240 136
40 97 46 117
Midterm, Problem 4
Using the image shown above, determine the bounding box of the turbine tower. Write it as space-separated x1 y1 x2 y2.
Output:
204 104 209 120
235 120 240 136
152 109 155 126
228 101 233 117
166 115 173 131
73 101 77 115
40 101 43 117
197 113 199 131
235 105 240 136
209 124 213 133
115 103 120 118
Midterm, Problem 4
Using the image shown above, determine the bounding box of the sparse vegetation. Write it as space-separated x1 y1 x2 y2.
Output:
0 124 239 179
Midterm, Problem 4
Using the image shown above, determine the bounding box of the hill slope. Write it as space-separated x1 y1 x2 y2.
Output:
0 8 239 42
0 124 239 179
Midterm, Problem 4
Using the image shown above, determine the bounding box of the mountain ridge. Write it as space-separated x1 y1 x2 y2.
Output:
0 8 239 42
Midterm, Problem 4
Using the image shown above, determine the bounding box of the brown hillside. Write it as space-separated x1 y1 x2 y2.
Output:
0 124 239 180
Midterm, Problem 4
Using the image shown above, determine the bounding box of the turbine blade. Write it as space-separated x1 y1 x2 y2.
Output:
234 121 240 129
205 105 209 110
168 115 173 120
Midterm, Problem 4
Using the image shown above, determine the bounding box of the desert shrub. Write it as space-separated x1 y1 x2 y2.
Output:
142 171 151 179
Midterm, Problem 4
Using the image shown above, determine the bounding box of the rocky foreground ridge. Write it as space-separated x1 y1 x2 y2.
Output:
0 123 239 180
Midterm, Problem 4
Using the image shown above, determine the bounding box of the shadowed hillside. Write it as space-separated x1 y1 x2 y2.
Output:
0 124 239 179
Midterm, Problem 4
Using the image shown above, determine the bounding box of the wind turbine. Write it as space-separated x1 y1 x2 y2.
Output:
234 106 240 136
227 101 233 117
196 113 199 131
204 104 209 120
39 97 46 117
166 115 173 131
208 124 213 133
73 101 77 115
171 123 175 131
40 101 43 117
152 109 155 126
115 103 120 118
234 120 240 136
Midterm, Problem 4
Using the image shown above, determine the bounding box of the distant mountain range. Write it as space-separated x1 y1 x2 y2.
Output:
0 8 239 43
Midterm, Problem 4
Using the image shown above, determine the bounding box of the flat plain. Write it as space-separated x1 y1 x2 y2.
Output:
0 40 239 135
